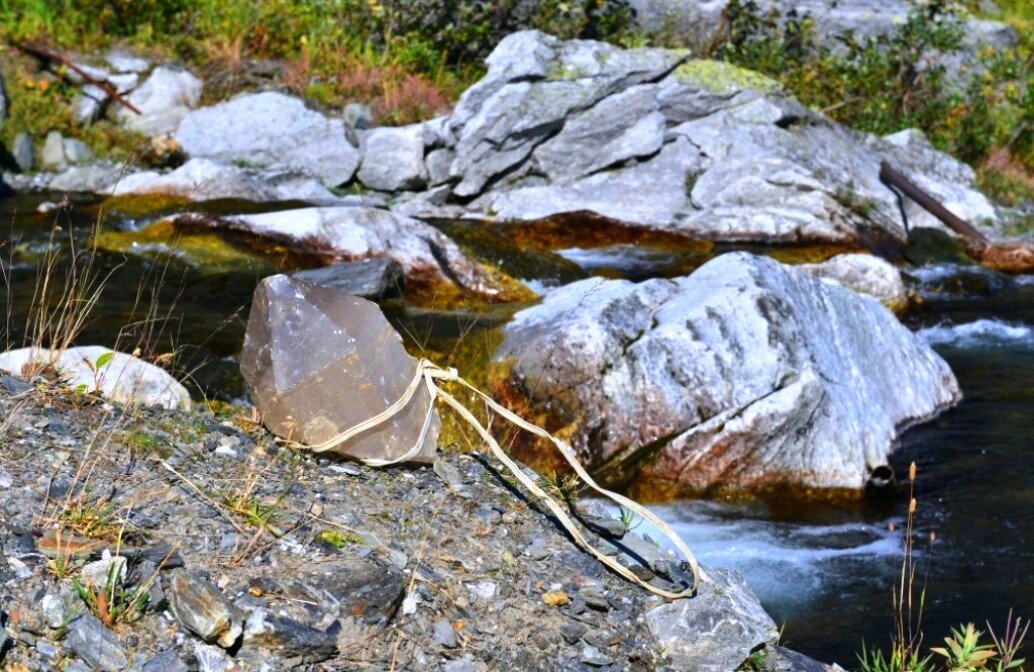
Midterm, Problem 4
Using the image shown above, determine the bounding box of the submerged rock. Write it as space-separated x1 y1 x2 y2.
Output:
175 206 529 304
494 252 959 492
240 274 439 462
175 92 359 186
0 346 190 410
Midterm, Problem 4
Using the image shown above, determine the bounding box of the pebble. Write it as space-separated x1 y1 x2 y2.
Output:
65 613 129 672
433 619 459 648
581 645 614 667
560 622 587 644
167 570 244 648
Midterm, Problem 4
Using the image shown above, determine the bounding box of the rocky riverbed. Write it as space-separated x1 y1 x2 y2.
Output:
0 376 842 672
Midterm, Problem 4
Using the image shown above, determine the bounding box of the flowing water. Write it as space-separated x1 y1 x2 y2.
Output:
3 194 1031 666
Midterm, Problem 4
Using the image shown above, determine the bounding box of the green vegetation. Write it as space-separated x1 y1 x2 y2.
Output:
315 528 362 548
705 0 1032 198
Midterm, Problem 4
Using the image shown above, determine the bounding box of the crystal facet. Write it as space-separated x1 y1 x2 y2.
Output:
241 274 438 463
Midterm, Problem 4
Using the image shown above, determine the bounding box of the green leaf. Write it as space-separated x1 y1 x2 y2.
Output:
95 352 114 369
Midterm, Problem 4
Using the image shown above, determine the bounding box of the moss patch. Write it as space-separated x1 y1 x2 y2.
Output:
672 59 781 94
93 220 274 274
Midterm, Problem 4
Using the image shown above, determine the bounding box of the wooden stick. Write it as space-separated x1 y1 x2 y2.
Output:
16 41 142 115
879 161 988 246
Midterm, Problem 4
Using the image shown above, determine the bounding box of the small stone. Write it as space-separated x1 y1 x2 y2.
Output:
167 570 243 648
193 642 233 672
0 469 12 489
581 646 614 667
580 587 610 611
560 621 587 644
40 131 67 170
12 133 34 171
443 660 478 672
433 619 458 648
65 613 129 672
142 650 190 672
65 661 92 672
343 102 373 130
542 590 570 607
433 459 464 488
291 258 404 302
466 580 497 603
41 593 69 628
80 553 128 590
105 50 150 73
35 640 60 660
243 608 339 664
525 537 551 560
63 137 94 164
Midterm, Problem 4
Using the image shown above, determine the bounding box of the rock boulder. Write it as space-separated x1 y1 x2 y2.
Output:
175 92 359 187
494 252 959 492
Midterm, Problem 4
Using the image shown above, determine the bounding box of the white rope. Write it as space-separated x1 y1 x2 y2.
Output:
280 358 700 598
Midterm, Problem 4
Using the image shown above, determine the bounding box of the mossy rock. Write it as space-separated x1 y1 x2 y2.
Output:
93 220 274 274
672 60 781 94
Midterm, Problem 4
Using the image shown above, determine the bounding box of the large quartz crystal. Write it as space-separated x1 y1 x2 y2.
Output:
241 274 439 463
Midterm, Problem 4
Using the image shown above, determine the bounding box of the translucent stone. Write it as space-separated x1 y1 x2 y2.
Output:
241 274 438 463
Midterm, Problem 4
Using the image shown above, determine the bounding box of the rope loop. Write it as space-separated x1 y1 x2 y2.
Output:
279 358 699 598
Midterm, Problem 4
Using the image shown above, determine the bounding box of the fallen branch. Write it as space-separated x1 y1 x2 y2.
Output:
879 160 988 246
16 41 142 115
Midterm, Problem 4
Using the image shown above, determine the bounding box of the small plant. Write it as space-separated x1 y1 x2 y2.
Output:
72 561 149 628
859 643 935 672
537 470 585 506
739 648 768 671
931 624 997 672
987 610 1030 672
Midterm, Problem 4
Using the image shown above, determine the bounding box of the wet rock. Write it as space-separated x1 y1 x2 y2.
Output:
12 132 34 171
65 613 129 671
243 609 339 663
0 346 190 410
118 66 202 135
291 257 404 301
167 570 244 648
108 157 343 204
181 206 516 301
495 252 960 491
175 91 359 186
358 124 428 191
646 567 778 672
241 274 440 462
799 253 908 311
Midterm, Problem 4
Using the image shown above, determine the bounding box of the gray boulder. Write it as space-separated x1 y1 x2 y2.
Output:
118 66 203 135
357 124 428 191
446 30 687 197
175 92 359 186
420 34 1000 248
108 158 344 204
40 131 67 170
647 567 778 672
494 252 959 492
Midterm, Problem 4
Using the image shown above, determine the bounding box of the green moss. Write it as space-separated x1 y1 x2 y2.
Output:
315 529 362 548
672 59 781 94
124 429 171 458
93 220 273 274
